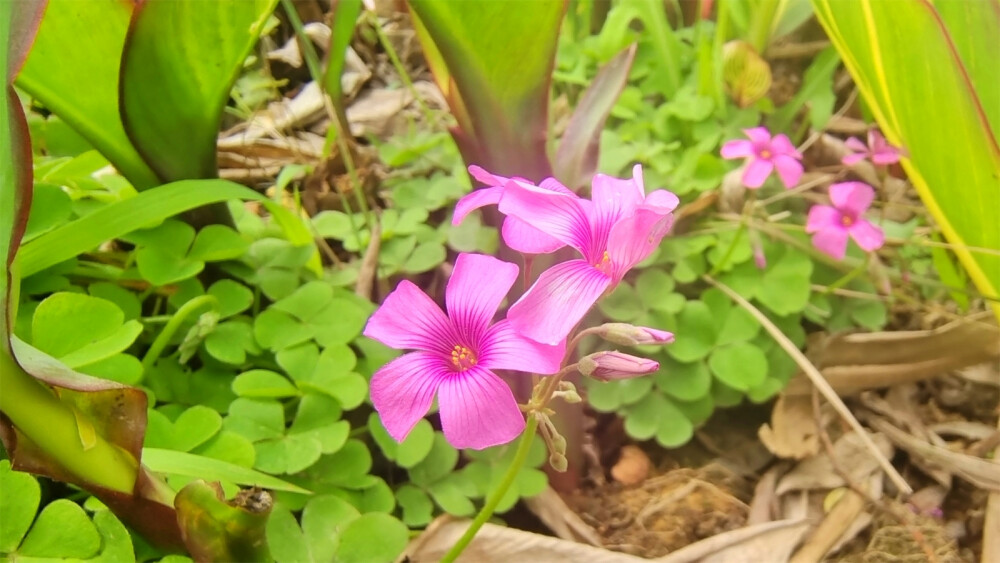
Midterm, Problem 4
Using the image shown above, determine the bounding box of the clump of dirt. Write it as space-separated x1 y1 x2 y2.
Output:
567 463 751 558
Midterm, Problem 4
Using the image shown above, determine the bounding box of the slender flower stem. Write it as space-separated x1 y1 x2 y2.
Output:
439 415 539 563
141 294 217 371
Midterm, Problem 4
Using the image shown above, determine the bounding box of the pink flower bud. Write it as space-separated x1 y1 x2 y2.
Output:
578 351 659 381
595 323 675 347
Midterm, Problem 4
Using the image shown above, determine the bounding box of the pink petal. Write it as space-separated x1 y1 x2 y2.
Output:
806 205 840 234
844 137 868 153
841 152 868 166
871 149 901 165
743 127 772 144
742 158 774 188
468 165 507 186
644 189 680 212
770 134 802 159
508 260 612 345
811 226 850 260
607 206 674 282
772 154 803 188
502 217 567 254
446 254 518 343
453 186 502 225
590 172 646 249
867 130 886 150
498 179 594 253
829 181 875 215
849 219 885 252
538 176 575 195
720 139 754 159
364 280 459 355
370 352 449 442
437 366 525 449
478 320 566 374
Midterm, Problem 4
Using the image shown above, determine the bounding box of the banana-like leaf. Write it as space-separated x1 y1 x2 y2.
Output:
812 0 1000 318
408 0 566 181
120 0 278 181
17 0 161 190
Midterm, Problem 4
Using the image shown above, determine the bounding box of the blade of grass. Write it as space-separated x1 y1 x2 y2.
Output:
142 448 311 494
18 179 316 278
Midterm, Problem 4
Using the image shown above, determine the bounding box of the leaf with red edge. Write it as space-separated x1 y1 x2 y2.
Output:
554 44 636 191
175 481 272 563
120 0 278 181
408 0 566 181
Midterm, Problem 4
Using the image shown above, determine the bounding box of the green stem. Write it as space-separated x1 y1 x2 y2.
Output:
279 0 370 251
439 416 540 563
141 295 217 371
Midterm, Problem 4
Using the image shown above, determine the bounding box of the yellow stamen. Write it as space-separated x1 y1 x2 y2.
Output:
450 344 477 371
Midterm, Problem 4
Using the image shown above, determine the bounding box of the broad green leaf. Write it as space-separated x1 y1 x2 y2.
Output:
142 448 309 494
335 513 409 563
120 0 278 180
654 398 694 448
708 342 768 391
17 499 101 558
17 0 161 189
18 179 317 278
0 460 40 553
813 0 1000 319
408 0 565 180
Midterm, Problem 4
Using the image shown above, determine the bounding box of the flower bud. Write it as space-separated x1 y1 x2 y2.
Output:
595 323 675 347
549 452 568 472
578 351 659 381
553 381 582 403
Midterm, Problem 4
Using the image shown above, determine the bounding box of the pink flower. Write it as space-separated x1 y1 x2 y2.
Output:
498 165 679 345
721 127 803 189
453 166 573 254
363 253 565 449
842 130 905 166
578 351 659 381
806 182 885 260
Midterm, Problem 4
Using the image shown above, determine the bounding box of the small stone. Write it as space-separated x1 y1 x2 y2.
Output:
611 445 651 486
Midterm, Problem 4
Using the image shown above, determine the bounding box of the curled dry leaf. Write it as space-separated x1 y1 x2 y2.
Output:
402 516 648 563
522 487 602 546
785 315 1000 397
651 519 811 563
775 431 893 496
759 394 820 460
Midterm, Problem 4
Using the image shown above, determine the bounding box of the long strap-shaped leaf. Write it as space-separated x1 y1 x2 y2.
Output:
812 0 1000 319
17 0 161 190
18 179 317 278
120 0 278 182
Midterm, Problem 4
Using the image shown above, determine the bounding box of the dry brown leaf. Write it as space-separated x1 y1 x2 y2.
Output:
650 519 811 563
747 463 789 525
522 487 603 546
401 516 648 563
759 394 820 460
785 315 1000 397
790 486 869 563
776 431 893 495
864 414 1000 492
